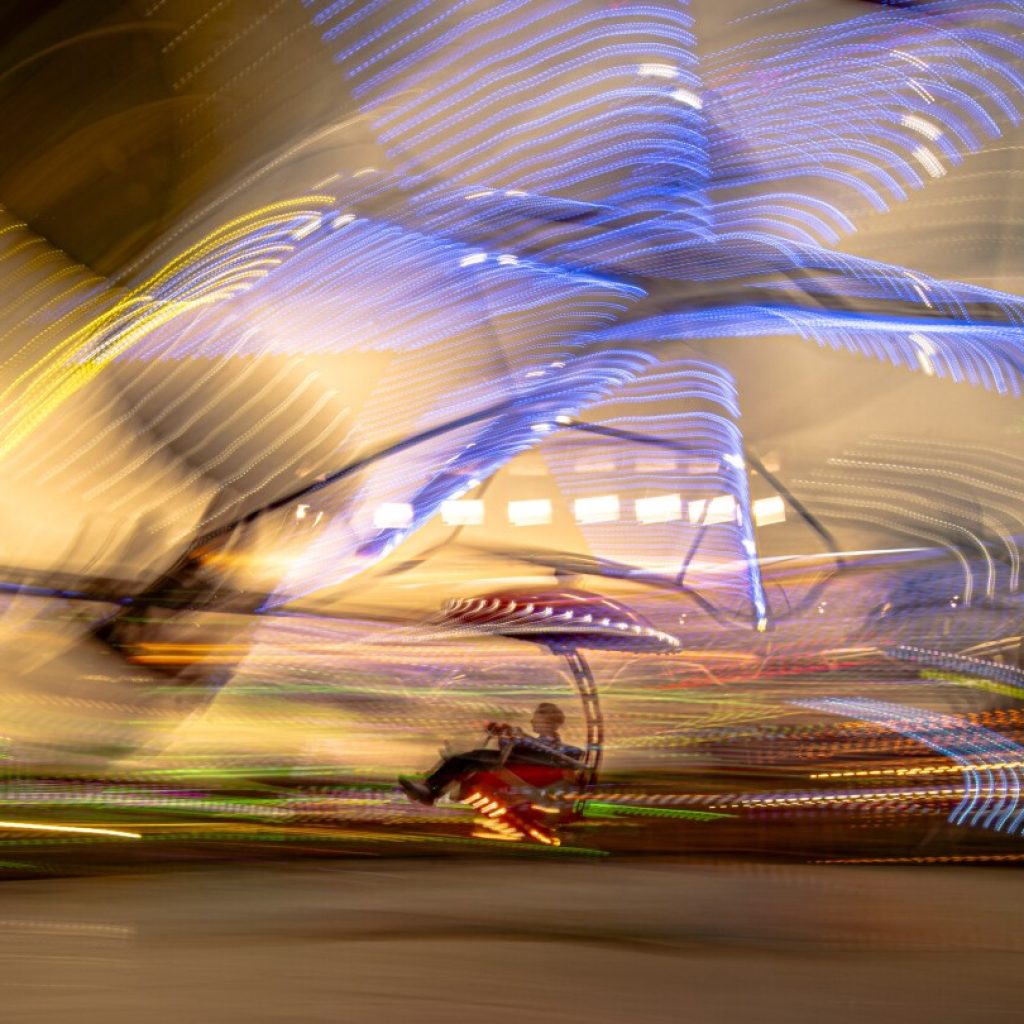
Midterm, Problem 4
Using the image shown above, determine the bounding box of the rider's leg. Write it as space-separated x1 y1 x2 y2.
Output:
422 748 501 797
399 746 576 806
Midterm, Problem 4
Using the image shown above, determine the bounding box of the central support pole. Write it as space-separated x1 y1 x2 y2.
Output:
562 648 603 802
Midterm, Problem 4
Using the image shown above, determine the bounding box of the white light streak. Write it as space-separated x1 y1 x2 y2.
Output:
909 332 935 355
670 87 703 110
507 499 552 527
910 331 937 376
688 495 737 526
574 494 621 525
638 63 677 79
441 499 484 526
912 284 933 309
912 146 945 178
902 113 942 141
907 78 935 103
291 215 321 240
891 49 929 70
373 502 413 529
634 457 676 474
635 493 682 524
758 546 928 566
753 495 786 527
573 458 616 473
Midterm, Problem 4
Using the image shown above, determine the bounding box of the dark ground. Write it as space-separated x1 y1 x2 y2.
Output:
0 860 1021 1023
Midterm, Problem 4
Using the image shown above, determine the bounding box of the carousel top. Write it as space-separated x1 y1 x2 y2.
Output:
440 588 681 653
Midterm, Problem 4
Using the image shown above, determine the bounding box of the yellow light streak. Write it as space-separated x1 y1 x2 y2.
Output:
811 760 1024 780
0 196 332 457
128 641 760 665
721 788 960 809
0 821 141 839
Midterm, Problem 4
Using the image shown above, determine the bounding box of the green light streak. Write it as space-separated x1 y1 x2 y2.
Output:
582 802 732 821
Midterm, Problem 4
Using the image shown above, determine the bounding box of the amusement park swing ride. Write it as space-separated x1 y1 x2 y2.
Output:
435 588 681 845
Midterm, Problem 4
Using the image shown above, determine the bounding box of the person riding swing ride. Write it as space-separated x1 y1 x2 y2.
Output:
398 587 680 845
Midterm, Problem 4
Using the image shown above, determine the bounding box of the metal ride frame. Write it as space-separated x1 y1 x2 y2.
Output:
559 646 603 795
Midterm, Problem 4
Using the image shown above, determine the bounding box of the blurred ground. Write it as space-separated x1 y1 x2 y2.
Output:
0 861 1021 1023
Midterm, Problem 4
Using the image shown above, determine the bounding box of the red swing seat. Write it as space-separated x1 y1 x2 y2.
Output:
455 746 583 846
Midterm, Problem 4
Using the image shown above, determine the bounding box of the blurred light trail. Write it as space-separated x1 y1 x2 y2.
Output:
0 821 141 839
798 698 1024 834
0 197 333 458
888 644 1024 690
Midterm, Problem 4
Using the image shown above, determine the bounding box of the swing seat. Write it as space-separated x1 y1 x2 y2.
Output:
456 758 583 846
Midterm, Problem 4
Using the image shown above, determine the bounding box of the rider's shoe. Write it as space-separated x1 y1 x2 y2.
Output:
398 776 435 805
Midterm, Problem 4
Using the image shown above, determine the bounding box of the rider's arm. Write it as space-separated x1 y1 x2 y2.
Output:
485 721 524 738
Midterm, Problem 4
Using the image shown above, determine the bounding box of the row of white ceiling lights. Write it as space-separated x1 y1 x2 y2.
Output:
362 494 787 530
